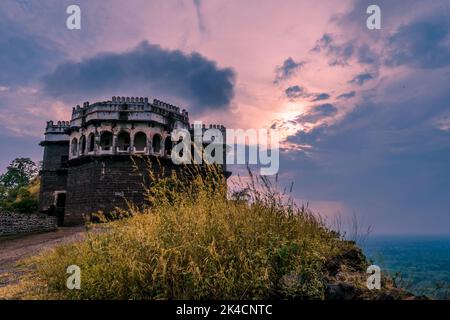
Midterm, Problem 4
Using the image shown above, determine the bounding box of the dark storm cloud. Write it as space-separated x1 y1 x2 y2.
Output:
334 0 450 70
337 91 356 100
356 44 377 65
284 86 330 102
311 93 330 102
0 11 65 86
286 0 450 233
296 103 337 124
284 88 450 233
385 17 450 69
349 73 375 86
312 33 354 66
311 33 333 52
311 33 378 67
285 85 306 100
42 41 236 111
274 57 305 83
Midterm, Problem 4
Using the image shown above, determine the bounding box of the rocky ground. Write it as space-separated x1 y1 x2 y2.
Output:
321 245 426 300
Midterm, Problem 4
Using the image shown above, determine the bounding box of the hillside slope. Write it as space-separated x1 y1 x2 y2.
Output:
0 169 419 300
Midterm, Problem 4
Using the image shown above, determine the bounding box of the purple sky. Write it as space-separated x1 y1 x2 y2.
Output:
1 0 450 234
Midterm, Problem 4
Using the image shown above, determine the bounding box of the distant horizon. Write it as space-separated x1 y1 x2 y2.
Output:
365 233 450 238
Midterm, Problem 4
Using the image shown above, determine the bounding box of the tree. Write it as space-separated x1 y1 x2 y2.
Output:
0 184 7 202
0 158 38 189
0 158 39 214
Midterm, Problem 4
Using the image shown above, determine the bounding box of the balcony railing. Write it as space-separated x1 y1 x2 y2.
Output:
150 149 162 156
98 146 113 155
116 146 130 154
133 147 148 154
75 146 170 157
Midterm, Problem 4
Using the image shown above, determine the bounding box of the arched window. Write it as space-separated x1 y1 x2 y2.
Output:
164 137 173 156
71 138 78 157
176 137 184 157
134 132 147 152
152 134 162 153
79 135 86 155
88 133 95 152
117 131 130 152
100 131 113 151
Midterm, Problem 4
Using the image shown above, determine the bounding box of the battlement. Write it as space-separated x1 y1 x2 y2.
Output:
153 99 182 114
70 96 189 124
45 120 70 132
43 120 70 143
190 123 226 131
112 96 149 104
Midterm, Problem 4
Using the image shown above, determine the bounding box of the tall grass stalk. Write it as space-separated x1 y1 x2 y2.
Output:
30 164 352 299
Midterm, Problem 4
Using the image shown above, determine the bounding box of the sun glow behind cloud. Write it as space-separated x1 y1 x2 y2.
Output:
273 101 308 141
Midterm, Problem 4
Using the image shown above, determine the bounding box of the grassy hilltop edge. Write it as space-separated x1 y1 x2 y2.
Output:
0 168 419 300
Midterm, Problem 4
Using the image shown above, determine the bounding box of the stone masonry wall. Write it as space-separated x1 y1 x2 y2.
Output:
0 212 57 237
39 170 67 212
64 155 181 225
39 141 69 212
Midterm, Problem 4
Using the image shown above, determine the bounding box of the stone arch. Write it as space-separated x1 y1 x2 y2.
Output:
174 136 185 157
88 133 95 152
164 136 173 156
79 135 86 155
71 137 78 157
100 131 113 151
117 131 131 152
134 132 147 152
152 134 162 153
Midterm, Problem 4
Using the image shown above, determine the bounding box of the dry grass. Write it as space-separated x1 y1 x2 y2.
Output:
14 165 353 299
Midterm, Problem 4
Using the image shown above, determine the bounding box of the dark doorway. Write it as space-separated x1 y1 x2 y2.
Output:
55 192 66 226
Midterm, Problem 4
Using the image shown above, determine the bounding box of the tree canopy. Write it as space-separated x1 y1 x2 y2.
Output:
1 158 38 188
0 158 39 213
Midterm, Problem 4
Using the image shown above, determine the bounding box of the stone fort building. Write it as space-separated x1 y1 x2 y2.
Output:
39 96 227 226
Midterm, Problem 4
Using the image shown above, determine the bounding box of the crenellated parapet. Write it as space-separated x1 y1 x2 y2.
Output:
190 123 226 131
190 123 227 145
45 120 70 132
153 99 181 113
112 96 149 104
43 120 70 143
69 96 189 128
41 95 205 160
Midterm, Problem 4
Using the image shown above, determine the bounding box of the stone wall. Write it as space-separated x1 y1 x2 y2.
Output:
64 155 180 225
39 170 68 212
39 140 69 212
0 212 57 237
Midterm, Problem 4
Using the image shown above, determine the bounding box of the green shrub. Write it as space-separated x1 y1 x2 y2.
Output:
11 198 38 213
0 178 40 214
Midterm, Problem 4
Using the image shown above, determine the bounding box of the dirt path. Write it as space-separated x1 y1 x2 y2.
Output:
0 226 86 288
